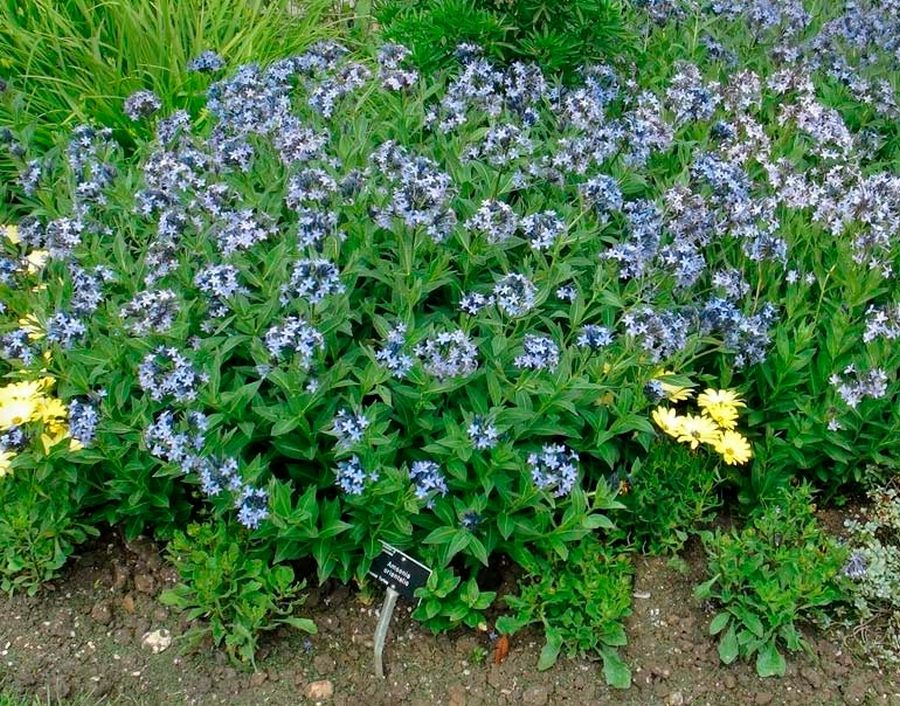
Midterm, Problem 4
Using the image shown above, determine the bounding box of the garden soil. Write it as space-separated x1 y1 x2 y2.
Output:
0 534 898 706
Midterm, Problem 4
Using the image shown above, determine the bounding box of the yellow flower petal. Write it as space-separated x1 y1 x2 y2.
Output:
0 449 15 477
0 397 38 430
704 404 739 430
676 414 721 449
714 430 753 465
18 314 45 341
660 380 693 402
652 406 683 438
4 224 20 245
25 249 50 274
697 388 745 410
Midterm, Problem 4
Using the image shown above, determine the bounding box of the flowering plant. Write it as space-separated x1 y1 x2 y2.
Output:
652 387 753 466
1 3 899 662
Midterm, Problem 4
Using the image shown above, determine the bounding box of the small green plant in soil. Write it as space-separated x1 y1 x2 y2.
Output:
696 484 848 677
615 439 721 554
470 644 489 665
161 520 316 667
0 462 97 596
842 479 900 666
496 535 633 689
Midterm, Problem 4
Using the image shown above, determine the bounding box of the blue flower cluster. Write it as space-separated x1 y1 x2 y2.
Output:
528 444 579 497
409 460 448 507
414 330 479 380
331 409 370 449
334 455 380 496
467 416 499 450
138 347 203 403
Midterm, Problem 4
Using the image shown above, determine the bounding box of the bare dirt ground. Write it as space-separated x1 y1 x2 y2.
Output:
0 533 897 706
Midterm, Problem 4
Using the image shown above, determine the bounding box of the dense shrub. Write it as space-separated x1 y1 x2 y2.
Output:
0 0 898 673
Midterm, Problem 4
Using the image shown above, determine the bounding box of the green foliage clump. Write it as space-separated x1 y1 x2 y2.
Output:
0 458 96 595
843 480 900 666
2 0 900 675
696 484 848 677
616 441 720 554
161 520 315 666
497 536 633 688
375 0 634 78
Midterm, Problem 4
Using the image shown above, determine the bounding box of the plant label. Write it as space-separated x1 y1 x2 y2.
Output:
368 541 431 600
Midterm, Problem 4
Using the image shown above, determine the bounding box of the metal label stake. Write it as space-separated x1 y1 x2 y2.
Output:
374 587 399 679
367 542 432 679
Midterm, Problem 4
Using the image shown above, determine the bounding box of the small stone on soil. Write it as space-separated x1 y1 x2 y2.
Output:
664 691 685 706
306 679 334 700
140 628 172 654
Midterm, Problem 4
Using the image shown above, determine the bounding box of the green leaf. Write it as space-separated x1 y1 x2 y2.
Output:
601 647 631 689
446 531 472 562
281 617 317 634
718 625 739 665
468 536 489 566
756 641 786 678
740 611 765 639
423 526 457 545
497 513 515 539
537 631 562 671
582 513 614 530
694 575 718 599
709 612 730 635
495 614 527 635
271 417 299 436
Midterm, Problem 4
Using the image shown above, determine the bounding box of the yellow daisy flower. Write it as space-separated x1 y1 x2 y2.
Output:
697 389 745 430
35 396 67 423
697 388 745 410
714 430 753 465
3 224 20 245
25 249 50 274
0 380 42 402
655 369 694 402
704 404 740 430
652 406 683 438
676 414 721 449
0 449 15 477
0 396 38 430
